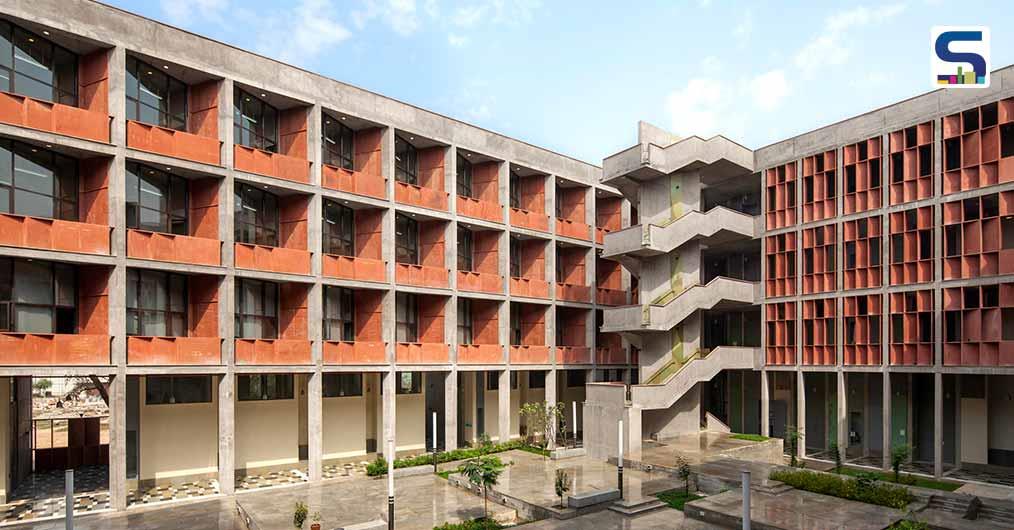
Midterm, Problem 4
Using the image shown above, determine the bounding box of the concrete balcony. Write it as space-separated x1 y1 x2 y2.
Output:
602 206 762 260
126 120 221 165
0 214 110 255
126 336 221 365
509 345 549 364
396 263 450 288
235 338 312 365
602 134 754 185
0 91 110 143
127 229 221 266
509 207 549 232
234 144 310 183
394 181 448 211
457 344 503 364
0 333 110 365
457 271 503 294
395 343 449 364
602 277 760 333
457 196 503 224
322 164 386 199
323 341 387 365
631 346 759 411
595 346 626 365
557 346 591 364
509 277 549 299
556 283 591 303
596 287 625 306
555 218 591 241
322 254 386 283
234 243 311 275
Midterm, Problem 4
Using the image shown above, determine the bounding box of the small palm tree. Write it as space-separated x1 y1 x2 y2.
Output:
554 469 571 507
458 455 506 519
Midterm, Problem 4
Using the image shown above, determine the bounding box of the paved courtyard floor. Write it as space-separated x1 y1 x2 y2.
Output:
519 507 720 529
631 432 776 468
688 488 907 530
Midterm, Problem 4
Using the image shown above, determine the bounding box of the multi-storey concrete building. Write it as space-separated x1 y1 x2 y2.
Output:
0 0 637 509
592 66 1014 485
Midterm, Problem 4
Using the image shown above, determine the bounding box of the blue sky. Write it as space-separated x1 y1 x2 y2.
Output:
104 0 1011 165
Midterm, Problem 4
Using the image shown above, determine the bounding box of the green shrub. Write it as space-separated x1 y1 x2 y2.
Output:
366 440 536 476
769 469 913 509
365 456 388 477
889 520 929 530
655 489 704 511
834 467 961 492
729 433 770 442
433 519 503 530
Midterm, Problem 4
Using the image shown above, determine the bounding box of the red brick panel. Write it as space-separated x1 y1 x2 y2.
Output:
595 332 624 364
189 274 220 338
471 299 500 346
396 146 449 211
519 174 545 213
323 255 385 282
596 258 624 305
0 214 110 255
765 162 797 230
843 294 881 365
518 303 546 346
235 339 311 364
765 233 796 297
801 225 835 294
801 299 835 365
458 161 502 223
943 97 1014 194
458 345 502 364
459 230 502 294
187 80 219 139
842 216 881 290
127 230 221 266
234 244 311 275
126 120 221 165
78 265 111 335
555 187 591 240
323 127 386 198
557 308 587 347
943 282 1014 366
323 341 386 364
354 290 384 342
279 194 310 251
418 294 446 345
233 145 310 183
889 290 933 366
127 337 221 365
843 137 881 214
79 157 110 225
509 345 549 364
889 206 933 285
77 49 109 115
889 121 933 205
558 346 591 364
189 177 220 240
279 282 310 340
0 92 110 143
765 302 796 365
943 191 1014 279
0 333 110 365
395 342 449 364
802 150 836 223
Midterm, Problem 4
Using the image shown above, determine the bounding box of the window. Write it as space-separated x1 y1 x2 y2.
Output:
234 184 279 246
323 286 354 342
235 278 277 339
322 116 354 170
395 214 418 264
145 376 212 405
125 56 187 131
0 258 75 333
126 269 187 337
237 374 293 401
554 185 563 218
509 307 521 345
485 371 516 390
528 371 546 389
0 21 78 105
509 236 522 277
457 298 472 344
0 140 78 221
233 89 278 152
322 373 362 397
396 293 418 343
125 163 187 235
456 154 472 197
322 200 354 256
457 226 473 271
394 135 418 184
566 370 586 388
509 169 520 209
396 372 421 394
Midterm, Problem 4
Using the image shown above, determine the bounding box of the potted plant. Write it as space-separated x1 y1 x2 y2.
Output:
293 501 308 529
310 511 321 530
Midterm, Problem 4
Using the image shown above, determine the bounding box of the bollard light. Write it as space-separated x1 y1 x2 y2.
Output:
617 419 624 499
65 468 74 530
742 470 751 530
388 439 395 530
432 411 438 473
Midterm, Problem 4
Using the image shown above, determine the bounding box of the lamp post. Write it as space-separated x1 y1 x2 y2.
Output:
432 411 438 473
742 470 751 530
572 401 578 445
388 438 395 530
617 419 624 499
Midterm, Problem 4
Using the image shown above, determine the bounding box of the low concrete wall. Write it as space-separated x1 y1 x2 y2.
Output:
720 438 783 465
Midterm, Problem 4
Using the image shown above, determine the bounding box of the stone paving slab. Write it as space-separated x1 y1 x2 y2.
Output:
685 488 906 530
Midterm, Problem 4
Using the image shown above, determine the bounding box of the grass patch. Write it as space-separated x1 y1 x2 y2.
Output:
517 445 551 458
769 469 913 509
655 489 704 511
433 519 503 530
729 433 770 442
436 470 452 480
835 467 961 492
366 440 541 476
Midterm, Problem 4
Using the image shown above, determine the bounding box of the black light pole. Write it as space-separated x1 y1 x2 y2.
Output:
617 419 624 499
387 439 395 530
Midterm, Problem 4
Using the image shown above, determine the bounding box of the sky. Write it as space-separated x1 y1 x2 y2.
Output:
103 0 1012 166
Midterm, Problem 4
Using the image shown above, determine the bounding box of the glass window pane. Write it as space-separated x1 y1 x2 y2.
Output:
15 260 53 304
16 305 53 333
142 310 166 336
54 265 74 306
13 189 53 218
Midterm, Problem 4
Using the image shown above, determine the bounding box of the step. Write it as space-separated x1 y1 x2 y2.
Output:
608 497 667 516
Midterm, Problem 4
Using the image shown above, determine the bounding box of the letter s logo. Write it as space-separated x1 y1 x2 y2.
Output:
932 26 990 88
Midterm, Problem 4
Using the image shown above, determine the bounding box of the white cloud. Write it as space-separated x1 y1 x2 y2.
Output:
749 69 789 111
665 78 729 138
732 11 752 44
453 5 486 27
160 0 228 25
794 4 907 77
448 33 468 47
352 0 420 35
664 69 790 141
251 0 352 64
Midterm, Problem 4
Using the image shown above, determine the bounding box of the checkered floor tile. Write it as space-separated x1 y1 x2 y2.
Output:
127 478 220 506
235 468 308 491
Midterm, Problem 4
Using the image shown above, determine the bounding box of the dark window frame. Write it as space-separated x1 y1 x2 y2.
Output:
322 373 362 397
395 292 418 343
322 200 354 256
457 298 472 345
126 269 188 337
0 257 76 333
456 153 472 197
509 169 521 209
234 278 278 339
0 140 79 221
125 55 188 131
233 88 278 152
394 135 418 185
457 226 473 271
395 214 419 265
237 374 294 401
509 236 522 278
323 286 354 342
234 183 279 247
144 375 212 405
125 162 188 235
0 21 78 106
394 371 421 394
322 115 354 170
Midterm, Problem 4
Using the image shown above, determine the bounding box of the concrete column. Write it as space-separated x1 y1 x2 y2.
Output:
498 370 510 442
218 374 235 493
383 370 396 456
882 372 891 471
107 374 126 510
760 370 770 437
307 371 322 481
934 371 943 478
546 369 558 449
837 371 848 457
444 369 458 450
796 371 806 461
